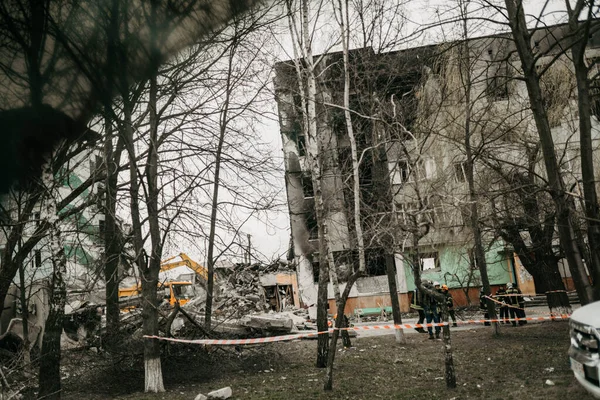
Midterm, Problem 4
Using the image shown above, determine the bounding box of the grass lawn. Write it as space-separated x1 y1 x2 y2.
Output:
62 320 594 399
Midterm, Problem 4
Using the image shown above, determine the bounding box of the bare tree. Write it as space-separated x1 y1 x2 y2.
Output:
565 3 600 298
324 0 369 390
504 0 597 304
203 5 282 330
284 0 337 369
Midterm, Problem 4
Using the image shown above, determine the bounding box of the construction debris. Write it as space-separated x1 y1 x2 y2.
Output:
207 387 232 399
92 260 307 343
240 314 295 333
213 264 270 319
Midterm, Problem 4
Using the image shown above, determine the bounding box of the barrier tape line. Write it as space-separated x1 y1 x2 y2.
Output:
143 315 571 346
484 295 524 311
492 290 577 297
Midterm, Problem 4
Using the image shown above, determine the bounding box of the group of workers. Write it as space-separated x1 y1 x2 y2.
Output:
411 281 528 339
482 282 527 326
410 280 456 340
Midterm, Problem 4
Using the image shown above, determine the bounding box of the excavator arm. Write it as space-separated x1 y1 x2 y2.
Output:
160 253 209 281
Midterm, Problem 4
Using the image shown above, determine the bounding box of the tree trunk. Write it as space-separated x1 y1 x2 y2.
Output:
324 271 360 391
0 192 40 310
123 85 164 392
505 0 595 304
567 4 600 299
141 259 163 393
285 0 334 369
103 109 121 343
458 6 498 335
337 0 366 275
205 36 237 332
499 220 571 312
530 257 571 313
409 234 456 389
327 250 352 348
439 302 456 389
38 160 67 400
18 252 31 367
141 16 165 389
103 0 126 333
385 254 404 343
315 246 329 368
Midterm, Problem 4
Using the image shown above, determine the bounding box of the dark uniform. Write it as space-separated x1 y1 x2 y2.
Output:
411 287 427 333
506 283 526 325
441 285 457 327
424 282 442 339
479 290 491 326
496 284 509 323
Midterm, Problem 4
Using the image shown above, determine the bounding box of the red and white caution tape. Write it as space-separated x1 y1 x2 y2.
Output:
143 332 319 345
493 290 577 297
484 295 524 311
143 315 570 346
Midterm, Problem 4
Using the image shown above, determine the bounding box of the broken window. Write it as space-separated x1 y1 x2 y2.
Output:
365 249 386 276
35 250 42 269
486 59 509 101
306 208 318 240
301 174 314 198
311 254 320 283
454 162 466 183
390 159 412 185
420 252 440 271
396 202 418 224
412 158 435 181
296 134 307 157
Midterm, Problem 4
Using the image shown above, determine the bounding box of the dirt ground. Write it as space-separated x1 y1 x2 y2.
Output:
59 320 594 400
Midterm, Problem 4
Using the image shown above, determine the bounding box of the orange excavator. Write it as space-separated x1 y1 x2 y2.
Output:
159 253 209 282
118 253 210 309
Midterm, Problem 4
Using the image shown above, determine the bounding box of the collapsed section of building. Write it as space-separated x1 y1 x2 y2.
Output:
274 24 600 315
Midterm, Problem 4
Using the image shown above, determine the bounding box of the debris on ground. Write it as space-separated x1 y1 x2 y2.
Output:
240 313 295 333
207 386 232 399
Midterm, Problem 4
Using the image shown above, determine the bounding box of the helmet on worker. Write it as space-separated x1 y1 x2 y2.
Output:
441 284 448 291
433 281 440 288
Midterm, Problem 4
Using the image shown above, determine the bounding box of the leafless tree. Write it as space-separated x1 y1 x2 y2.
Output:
504 0 597 304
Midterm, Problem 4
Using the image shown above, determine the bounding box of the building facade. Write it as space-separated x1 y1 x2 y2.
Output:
274 24 600 314
0 145 108 336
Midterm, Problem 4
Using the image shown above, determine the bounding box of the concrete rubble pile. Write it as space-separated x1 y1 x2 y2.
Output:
41 261 309 342
213 264 271 319
166 262 313 338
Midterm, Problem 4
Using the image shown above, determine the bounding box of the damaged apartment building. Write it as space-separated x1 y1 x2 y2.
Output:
0 144 111 345
274 23 600 314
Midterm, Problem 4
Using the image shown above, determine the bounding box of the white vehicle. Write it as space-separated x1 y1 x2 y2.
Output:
569 300 600 398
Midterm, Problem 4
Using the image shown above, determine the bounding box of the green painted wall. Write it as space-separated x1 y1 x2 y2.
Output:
403 240 511 291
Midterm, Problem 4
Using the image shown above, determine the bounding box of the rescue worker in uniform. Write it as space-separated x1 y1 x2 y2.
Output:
506 282 526 325
479 289 491 326
423 281 442 339
496 283 509 324
440 284 457 327
411 285 427 333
